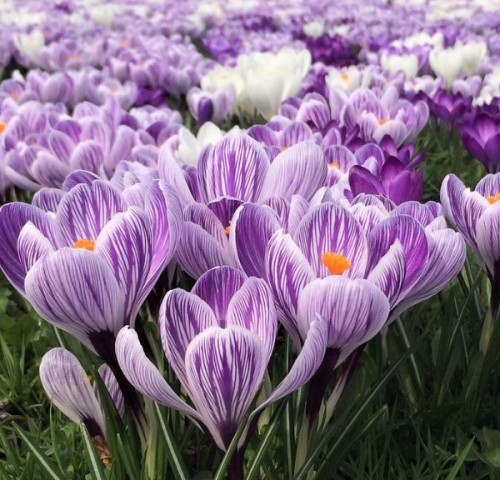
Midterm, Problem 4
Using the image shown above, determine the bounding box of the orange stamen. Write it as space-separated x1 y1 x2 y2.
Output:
224 225 231 235
119 39 128 48
341 72 349 82
487 193 500 204
378 118 389 126
279 146 288 152
0 122 6 133
10 92 19 101
329 162 339 169
321 252 351 276
73 238 95 251
69 53 78 61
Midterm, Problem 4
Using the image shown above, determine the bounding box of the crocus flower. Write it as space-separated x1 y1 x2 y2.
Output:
459 113 500 173
440 173 500 314
160 134 327 278
40 348 124 440
0 177 181 361
116 267 327 452
187 86 235 125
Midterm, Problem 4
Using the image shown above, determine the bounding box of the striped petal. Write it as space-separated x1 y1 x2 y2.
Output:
391 229 466 319
160 289 217 387
230 203 280 278
259 142 327 202
97 364 125 416
56 181 125 247
32 188 64 213
191 266 247 323
25 249 126 350
115 327 200 420
198 134 269 203
294 203 368 278
17 222 54 272
476 203 500 278
185 326 267 450
226 277 277 362
40 348 106 438
368 215 428 294
297 276 389 361
0 203 55 294
265 231 316 347
94 208 152 323
255 318 327 414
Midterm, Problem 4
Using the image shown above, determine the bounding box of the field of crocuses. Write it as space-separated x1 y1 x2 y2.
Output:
1 0 500 479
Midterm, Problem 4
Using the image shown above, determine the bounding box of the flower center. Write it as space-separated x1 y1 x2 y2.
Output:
487 193 500 204
328 162 339 169
378 117 389 126
119 39 128 48
0 122 6 133
279 146 288 152
10 92 19 101
73 238 95 251
321 252 351 275
341 72 349 83
69 53 78 61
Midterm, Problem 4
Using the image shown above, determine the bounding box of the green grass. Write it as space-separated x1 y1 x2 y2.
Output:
1 125 500 479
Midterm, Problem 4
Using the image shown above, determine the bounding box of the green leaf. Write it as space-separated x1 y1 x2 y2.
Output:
153 402 190 480
14 424 66 480
443 438 474 480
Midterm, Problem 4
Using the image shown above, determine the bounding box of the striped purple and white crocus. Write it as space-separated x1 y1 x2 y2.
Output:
116 266 327 476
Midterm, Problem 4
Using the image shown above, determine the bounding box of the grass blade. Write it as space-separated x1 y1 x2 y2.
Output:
14 424 65 480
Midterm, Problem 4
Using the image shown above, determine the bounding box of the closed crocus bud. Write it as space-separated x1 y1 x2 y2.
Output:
381 53 419 78
459 41 488 76
187 86 235 125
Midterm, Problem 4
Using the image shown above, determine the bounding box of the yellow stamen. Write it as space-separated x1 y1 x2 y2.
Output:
487 193 500 204
224 225 231 235
0 122 6 133
279 146 288 152
69 53 78 61
73 238 95 251
321 252 351 276
378 118 389 126
341 72 349 83
219 74 229 80
329 162 339 169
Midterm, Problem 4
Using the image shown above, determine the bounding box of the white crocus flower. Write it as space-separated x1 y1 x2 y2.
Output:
14 29 45 65
177 123 225 166
458 41 487 76
429 47 464 88
303 21 325 38
237 48 311 120
201 66 245 106
326 66 372 92
381 53 419 78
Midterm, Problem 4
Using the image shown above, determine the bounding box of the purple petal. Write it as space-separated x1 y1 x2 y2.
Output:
259 142 326 202
297 276 389 357
94 208 152 324
56 181 126 246
226 277 277 362
198 134 269 203
160 288 217 387
40 348 106 437
97 364 125 416
25 249 126 349
185 326 267 451
115 327 200 419
17 222 54 272
476 203 500 278
32 188 64 212
294 203 368 278
231 203 280 278
0 203 55 293
191 266 247 323
265 232 316 347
